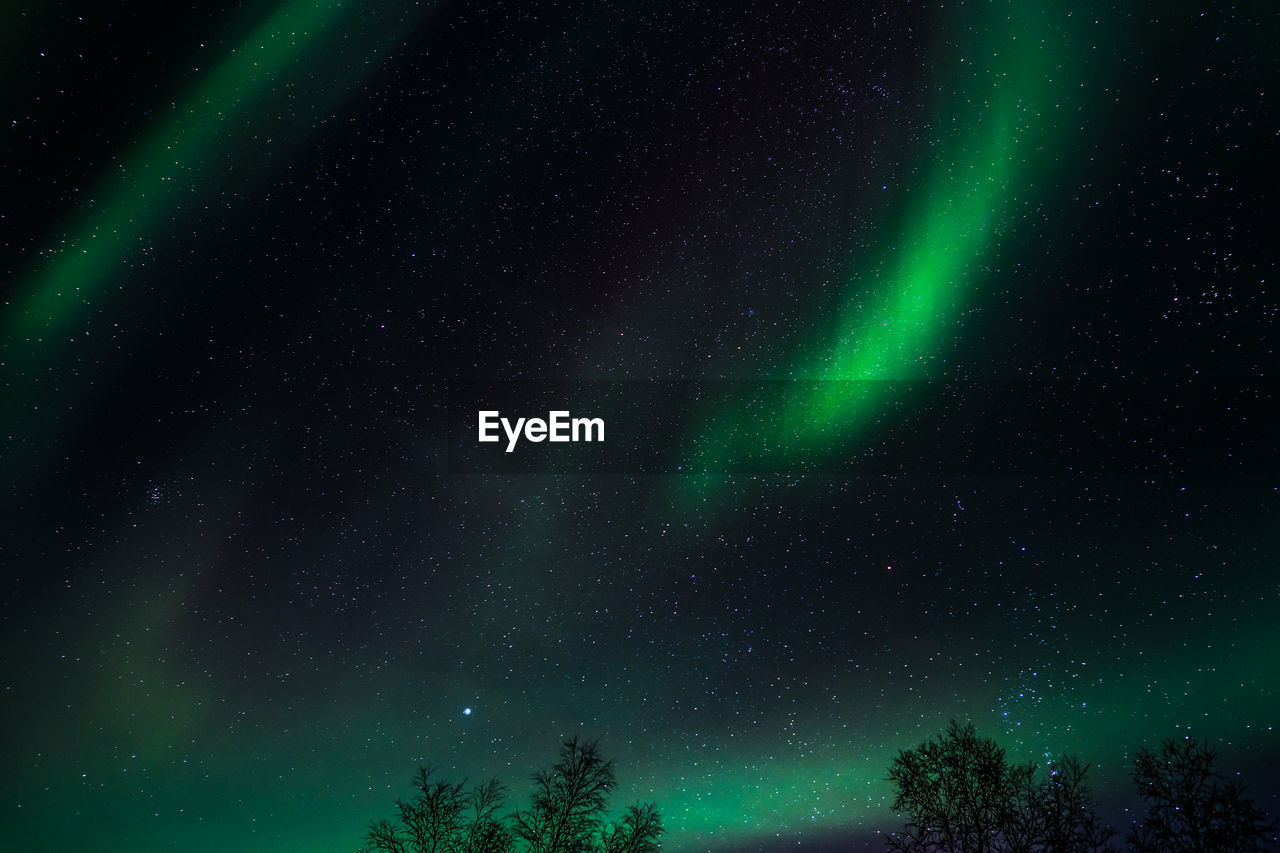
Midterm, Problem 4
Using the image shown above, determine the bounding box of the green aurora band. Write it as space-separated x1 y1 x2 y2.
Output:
8 0 356 340
7 2 1276 852
673 0 1100 503
643 588 1280 851
1 0 425 484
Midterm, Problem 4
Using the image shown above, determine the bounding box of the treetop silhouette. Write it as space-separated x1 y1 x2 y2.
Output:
886 719 1114 853
361 737 661 853
1128 736 1274 853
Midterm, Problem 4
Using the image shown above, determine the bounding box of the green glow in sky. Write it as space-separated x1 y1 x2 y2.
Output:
7 0 355 343
645 587 1280 850
1 0 427 487
674 1 1094 496
8 3 1271 852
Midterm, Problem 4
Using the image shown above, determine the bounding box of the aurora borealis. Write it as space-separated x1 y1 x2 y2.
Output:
679 1 1094 490
2 1 1277 852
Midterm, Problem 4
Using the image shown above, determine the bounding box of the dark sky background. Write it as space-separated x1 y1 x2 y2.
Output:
2 1 1277 851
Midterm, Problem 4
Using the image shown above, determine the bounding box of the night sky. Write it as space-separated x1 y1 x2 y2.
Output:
2 1 1277 851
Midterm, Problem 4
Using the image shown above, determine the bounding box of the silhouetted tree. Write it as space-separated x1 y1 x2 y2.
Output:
886 721 1114 853
362 739 661 853
361 766 513 853
887 720 1016 852
515 737 662 853
1040 755 1116 853
1002 759 1047 852
601 803 664 853
466 779 516 853
1128 737 1274 853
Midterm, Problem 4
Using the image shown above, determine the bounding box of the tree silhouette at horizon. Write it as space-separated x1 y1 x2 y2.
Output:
1128 737 1274 853
360 737 661 853
886 720 1115 853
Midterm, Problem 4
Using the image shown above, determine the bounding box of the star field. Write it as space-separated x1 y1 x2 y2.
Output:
2 1 1276 851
